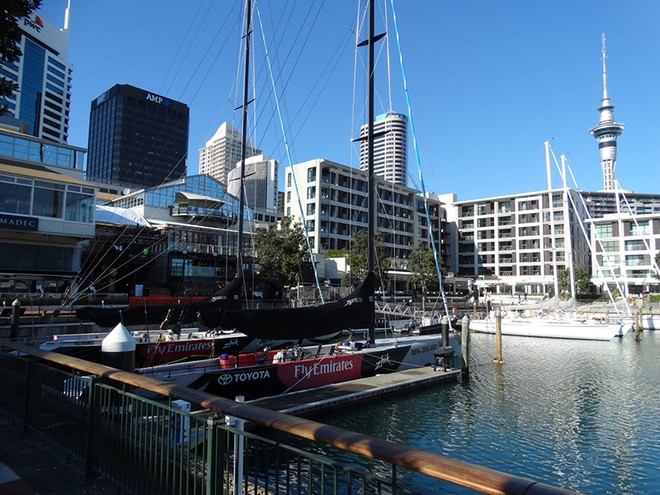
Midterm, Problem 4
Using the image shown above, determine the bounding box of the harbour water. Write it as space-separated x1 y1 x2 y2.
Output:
315 331 659 494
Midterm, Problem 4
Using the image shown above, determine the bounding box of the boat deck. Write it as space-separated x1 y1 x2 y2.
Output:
247 365 461 417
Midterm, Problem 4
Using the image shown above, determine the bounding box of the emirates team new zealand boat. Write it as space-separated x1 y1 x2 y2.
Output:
134 0 462 401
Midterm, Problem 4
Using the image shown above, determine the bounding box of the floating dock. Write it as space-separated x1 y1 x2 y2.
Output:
248 365 461 417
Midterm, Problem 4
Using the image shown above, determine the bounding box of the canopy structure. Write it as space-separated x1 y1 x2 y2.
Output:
96 205 151 226
174 191 225 209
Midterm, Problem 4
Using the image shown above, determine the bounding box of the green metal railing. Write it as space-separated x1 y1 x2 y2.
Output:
0 340 581 495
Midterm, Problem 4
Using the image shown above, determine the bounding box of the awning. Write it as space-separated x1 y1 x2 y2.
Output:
174 191 225 209
96 205 151 226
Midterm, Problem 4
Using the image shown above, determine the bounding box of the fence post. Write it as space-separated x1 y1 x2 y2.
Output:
20 356 32 434
82 377 100 483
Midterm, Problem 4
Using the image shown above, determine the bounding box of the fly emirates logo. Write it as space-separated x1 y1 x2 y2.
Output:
293 360 354 379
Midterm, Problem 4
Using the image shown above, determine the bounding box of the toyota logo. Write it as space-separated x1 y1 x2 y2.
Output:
218 374 233 386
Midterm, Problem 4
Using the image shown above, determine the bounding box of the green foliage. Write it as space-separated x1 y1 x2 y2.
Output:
342 231 389 290
254 216 309 287
408 242 439 295
324 249 348 258
1 1 41 116
559 267 593 296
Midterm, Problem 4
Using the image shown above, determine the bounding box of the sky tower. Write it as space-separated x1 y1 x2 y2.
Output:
590 34 624 191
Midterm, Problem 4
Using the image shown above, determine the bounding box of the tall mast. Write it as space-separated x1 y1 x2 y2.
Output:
236 0 252 277
357 0 385 344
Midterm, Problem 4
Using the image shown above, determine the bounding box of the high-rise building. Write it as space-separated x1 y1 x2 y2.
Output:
0 6 72 143
359 112 408 186
87 84 189 189
199 122 259 185
226 154 278 215
590 34 624 191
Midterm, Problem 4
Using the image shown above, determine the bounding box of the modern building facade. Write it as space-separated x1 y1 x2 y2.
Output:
285 158 447 289
102 174 254 296
445 189 591 295
199 122 259 185
588 213 660 294
590 34 624 192
0 7 72 143
359 112 408 186
226 154 279 226
87 84 189 189
0 128 95 295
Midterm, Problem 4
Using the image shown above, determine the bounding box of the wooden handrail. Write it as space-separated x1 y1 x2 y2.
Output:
0 339 581 495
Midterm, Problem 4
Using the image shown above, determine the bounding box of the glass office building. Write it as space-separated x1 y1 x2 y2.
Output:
87 84 189 189
0 11 72 143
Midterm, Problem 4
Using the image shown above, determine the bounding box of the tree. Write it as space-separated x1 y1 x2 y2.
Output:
254 216 309 288
408 242 439 298
343 231 389 290
1 1 41 116
559 267 592 297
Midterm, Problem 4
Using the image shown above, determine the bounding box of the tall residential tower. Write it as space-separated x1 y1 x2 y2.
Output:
359 112 408 186
590 34 624 191
199 122 259 185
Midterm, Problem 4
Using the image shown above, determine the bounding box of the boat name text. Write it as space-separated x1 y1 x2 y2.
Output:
411 343 438 356
146 341 213 355
293 360 354 379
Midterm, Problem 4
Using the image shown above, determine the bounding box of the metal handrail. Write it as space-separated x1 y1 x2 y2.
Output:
0 339 580 495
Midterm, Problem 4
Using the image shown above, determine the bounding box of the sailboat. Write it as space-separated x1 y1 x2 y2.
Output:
135 0 461 400
469 143 628 341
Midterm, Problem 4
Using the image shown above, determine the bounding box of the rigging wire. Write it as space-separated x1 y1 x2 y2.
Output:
389 0 450 319
254 1 324 302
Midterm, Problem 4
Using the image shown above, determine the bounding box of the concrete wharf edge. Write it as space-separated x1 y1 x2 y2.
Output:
247 366 461 417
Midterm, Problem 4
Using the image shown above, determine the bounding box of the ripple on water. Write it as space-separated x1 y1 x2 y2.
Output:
315 333 660 494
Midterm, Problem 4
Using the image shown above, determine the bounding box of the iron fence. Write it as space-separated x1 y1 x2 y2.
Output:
0 341 579 495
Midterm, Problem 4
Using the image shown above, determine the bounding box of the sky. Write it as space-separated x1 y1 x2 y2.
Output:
38 0 660 201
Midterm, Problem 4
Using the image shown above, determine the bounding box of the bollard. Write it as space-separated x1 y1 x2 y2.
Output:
493 308 504 364
440 315 449 347
461 315 470 380
10 298 20 338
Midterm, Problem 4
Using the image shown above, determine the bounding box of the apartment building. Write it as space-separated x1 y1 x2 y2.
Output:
445 189 591 295
284 159 447 288
588 213 660 294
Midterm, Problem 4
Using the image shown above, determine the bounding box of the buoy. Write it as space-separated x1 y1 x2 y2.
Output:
101 323 136 371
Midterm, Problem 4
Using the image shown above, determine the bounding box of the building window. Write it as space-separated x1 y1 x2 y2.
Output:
595 224 613 238
33 181 65 218
287 173 291 187
306 203 315 216
306 186 316 200
630 221 650 236
0 178 31 215
307 167 316 182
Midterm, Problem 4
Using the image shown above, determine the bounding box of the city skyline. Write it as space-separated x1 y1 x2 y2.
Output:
37 1 660 201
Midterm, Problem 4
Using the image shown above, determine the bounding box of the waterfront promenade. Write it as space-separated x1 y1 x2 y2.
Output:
0 414 117 494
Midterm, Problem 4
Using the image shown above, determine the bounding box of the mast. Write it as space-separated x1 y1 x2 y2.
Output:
561 155 576 306
236 0 252 278
545 141 559 307
357 0 385 344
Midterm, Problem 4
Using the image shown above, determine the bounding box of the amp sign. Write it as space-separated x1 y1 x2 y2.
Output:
145 93 171 106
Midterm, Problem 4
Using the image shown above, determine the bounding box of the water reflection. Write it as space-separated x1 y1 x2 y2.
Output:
316 333 660 494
